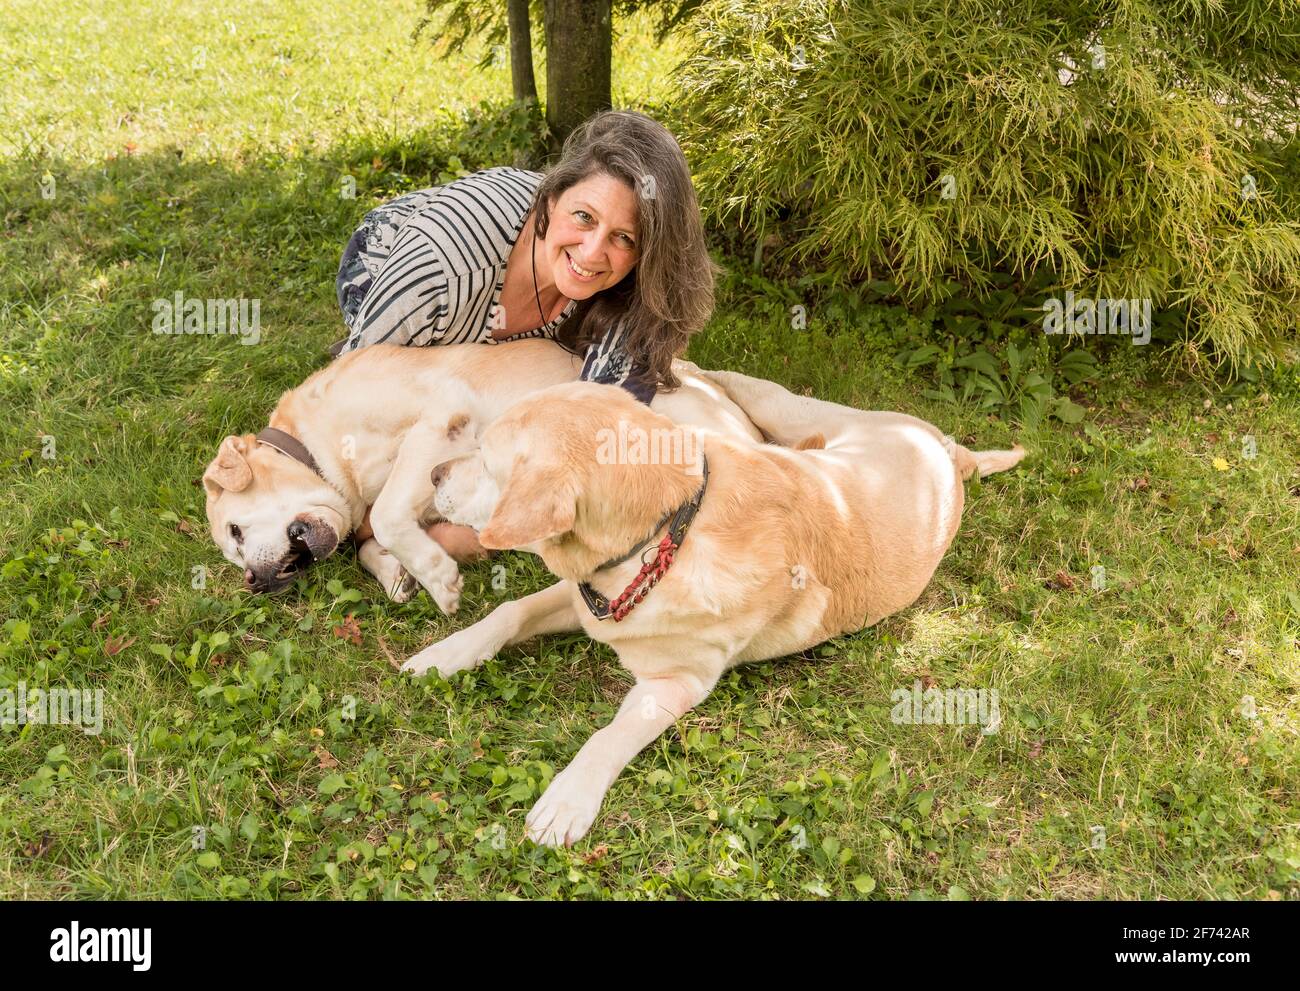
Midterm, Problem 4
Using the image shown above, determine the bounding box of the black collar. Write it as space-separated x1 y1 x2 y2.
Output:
578 455 709 621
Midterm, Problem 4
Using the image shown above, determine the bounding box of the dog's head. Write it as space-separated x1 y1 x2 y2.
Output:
431 383 703 580
202 434 351 593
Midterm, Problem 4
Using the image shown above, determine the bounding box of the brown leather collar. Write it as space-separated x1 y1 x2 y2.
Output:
256 427 322 476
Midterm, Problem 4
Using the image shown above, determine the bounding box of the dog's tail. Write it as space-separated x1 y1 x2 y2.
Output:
951 441 1026 480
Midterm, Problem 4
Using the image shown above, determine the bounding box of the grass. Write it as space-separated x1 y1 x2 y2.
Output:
2 0 1298 900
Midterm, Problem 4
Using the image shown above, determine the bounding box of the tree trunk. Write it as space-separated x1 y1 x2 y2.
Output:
543 0 612 159
507 0 537 105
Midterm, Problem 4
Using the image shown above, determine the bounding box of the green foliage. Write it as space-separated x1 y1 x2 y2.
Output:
675 0 1300 370
414 0 704 62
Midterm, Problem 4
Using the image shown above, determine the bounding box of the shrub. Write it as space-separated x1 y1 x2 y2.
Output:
674 0 1300 369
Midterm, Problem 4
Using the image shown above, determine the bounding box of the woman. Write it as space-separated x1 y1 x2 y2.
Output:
332 109 717 403
331 109 717 561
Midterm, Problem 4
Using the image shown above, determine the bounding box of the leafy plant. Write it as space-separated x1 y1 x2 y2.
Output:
675 0 1300 370
898 339 1097 426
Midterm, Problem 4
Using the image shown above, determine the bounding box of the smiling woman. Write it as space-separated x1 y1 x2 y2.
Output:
333 110 718 403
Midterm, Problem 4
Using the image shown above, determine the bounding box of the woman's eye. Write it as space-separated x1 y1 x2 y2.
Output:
574 210 593 224
230 524 243 542
618 234 636 249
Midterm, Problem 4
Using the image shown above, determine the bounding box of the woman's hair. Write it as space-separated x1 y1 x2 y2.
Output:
532 110 718 392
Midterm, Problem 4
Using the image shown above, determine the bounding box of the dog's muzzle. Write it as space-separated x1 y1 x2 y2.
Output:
243 518 339 593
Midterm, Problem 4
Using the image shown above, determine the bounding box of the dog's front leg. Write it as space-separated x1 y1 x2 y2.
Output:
369 421 468 614
526 671 714 847
356 538 417 603
402 580 580 678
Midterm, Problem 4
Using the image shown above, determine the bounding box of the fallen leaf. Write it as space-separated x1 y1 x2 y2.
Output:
21 832 53 859
208 653 227 668
103 635 137 657
123 142 138 155
314 746 339 769
1028 741 1043 760
176 518 194 534
332 614 362 646
1047 570 1076 591
581 844 609 864
92 612 111 630
143 597 161 611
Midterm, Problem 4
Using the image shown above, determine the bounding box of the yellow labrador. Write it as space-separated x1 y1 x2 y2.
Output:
406 372 1024 845
202 341 762 610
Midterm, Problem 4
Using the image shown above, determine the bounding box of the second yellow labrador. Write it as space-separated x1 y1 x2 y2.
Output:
405 371 1024 846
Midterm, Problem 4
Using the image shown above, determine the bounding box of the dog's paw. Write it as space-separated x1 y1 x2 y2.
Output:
412 555 462 615
430 572 462 615
386 568 417 604
525 765 604 848
401 627 494 678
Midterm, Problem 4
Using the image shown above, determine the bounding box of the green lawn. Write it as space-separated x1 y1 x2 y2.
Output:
2 0 1297 900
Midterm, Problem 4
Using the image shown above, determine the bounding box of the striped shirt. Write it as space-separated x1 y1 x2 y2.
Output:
333 167 650 401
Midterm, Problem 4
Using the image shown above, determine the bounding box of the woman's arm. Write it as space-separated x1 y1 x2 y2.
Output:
339 226 451 353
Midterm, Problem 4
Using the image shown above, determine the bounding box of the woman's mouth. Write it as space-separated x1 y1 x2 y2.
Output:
565 250 602 282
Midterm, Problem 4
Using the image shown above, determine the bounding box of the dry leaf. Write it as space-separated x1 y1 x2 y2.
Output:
1028 740 1043 760
581 844 609 864
332 614 362 646
21 832 53 859
314 746 339 770
103 634 137 657
92 612 111 630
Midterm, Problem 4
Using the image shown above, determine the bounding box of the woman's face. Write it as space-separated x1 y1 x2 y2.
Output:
542 173 641 299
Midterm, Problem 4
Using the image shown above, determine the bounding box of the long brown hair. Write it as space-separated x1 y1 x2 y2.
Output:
533 110 718 392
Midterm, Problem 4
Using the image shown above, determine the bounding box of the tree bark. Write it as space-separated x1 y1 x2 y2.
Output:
543 0 612 158
507 0 538 105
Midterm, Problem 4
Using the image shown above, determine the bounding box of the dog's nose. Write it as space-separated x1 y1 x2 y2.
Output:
431 461 452 488
244 568 258 589
287 520 308 542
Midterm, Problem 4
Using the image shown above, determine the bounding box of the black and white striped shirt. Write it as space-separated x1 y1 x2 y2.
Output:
334 167 649 400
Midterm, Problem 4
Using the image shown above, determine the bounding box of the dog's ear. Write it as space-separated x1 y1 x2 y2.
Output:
202 435 254 498
478 459 575 550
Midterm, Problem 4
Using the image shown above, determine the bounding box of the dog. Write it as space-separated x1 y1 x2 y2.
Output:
404 371 1024 846
202 341 763 610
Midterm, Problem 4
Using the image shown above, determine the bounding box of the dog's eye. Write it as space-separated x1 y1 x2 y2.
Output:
229 524 243 542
